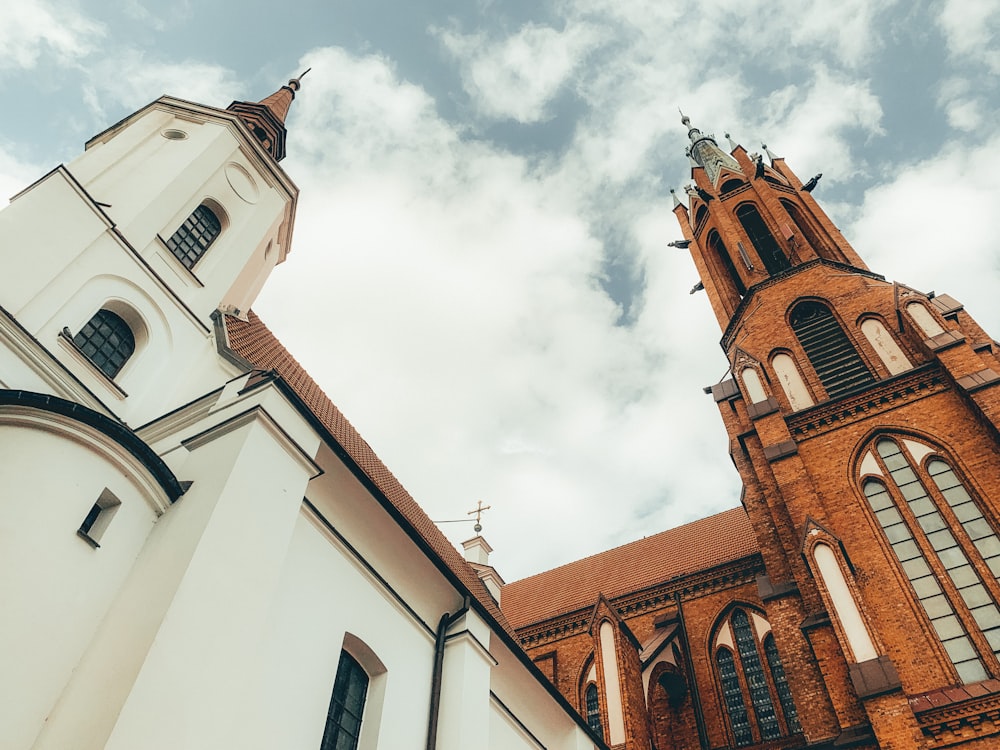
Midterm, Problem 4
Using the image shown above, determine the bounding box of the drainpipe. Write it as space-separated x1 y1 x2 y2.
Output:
675 591 709 750
426 596 471 750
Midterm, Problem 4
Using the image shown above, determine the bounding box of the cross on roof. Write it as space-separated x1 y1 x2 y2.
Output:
467 500 491 532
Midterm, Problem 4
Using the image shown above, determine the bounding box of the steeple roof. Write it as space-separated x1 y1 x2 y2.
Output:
680 111 741 185
226 69 309 162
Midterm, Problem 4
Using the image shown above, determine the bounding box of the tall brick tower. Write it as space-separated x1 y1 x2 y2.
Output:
674 114 1000 749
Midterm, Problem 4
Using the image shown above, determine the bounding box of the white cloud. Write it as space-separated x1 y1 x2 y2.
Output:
256 46 740 577
849 133 1000 338
0 0 103 71
752 67 884 183
938 0 1000 72
436 22 601 123
80 50 245 120
0 142 43 202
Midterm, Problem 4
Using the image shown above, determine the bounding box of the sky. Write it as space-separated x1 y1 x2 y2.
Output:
2 0 1000 581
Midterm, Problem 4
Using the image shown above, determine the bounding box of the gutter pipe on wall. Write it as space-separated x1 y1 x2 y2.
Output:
426 596 471 750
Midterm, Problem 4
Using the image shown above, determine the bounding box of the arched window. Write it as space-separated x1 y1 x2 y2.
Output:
73 309 135 379
780 199 829 257
585 683 602 735
721 178 745 194
862 437 1000 683
708 230 746 297
736 203 790 275
166 203 222 269
321 651 369 750
860 318 912 375
790 301 874 398
715 608 799 747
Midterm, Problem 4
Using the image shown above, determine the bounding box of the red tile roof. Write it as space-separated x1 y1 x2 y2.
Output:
224 312 512 633
502 507 759 629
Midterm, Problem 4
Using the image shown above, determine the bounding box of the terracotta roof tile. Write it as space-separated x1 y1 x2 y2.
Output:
501 507 759 629
225 312 513 635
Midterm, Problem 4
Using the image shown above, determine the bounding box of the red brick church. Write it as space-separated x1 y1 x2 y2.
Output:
500 116 1000 750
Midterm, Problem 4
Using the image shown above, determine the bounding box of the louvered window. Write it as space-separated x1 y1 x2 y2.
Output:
321 651 369 750
736 203 790 275
863 437 1000 683
791 301 874 398
585 683 602 735
166 204 222 269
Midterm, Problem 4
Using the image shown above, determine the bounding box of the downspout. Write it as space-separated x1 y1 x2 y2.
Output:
426 596 471 750
675 591 709 750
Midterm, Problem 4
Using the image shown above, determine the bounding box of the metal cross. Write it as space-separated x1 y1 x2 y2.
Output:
467 500 492 532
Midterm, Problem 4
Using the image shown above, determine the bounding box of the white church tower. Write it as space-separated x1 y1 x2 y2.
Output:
0 76 302 424
0 79 603 750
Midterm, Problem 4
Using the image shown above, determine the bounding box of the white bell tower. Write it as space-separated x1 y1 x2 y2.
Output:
0 76 304 424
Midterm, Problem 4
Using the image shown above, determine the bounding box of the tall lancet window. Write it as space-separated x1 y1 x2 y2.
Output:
708 230 746 297
166 203 222 269
585 683 602 735
790 301 874 398
862 437 1000 683
736 203 790 275
714 608 799 747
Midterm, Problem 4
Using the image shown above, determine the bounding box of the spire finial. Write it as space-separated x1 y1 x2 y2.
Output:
679 108 691 128
287 67 311 92
467 500 491 534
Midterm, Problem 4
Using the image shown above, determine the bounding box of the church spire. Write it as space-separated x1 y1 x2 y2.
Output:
226 69 309 162
680 110 740 185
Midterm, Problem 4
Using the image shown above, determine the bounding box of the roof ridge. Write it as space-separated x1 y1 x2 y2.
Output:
507 505 749 586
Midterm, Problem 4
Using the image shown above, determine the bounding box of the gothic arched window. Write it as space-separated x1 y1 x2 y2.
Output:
320 651 369 750
790 300 874 399
73 309 135 379
166 203 222 269
714 608 800 747
708 230 746 297
585 682 602 735
862 437 1000 683
736 203 790 275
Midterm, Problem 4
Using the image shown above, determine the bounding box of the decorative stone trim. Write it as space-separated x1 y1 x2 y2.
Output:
710 378 740 402
747 396 780 420
911 680 1000 748
957 368 1000 393
925 330 966 352
515 555 764 648
763 440 798 461
848 655 901 698
787 364 947 441
757 574 799 602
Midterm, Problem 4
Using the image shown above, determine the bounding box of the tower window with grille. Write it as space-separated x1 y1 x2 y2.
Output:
736 203 790 275
715 608 799 747
862 437 1000 683
320 651 369 750
166 204 222 269
585 683 602 735
708 230 746 297
73 309 135 379
790 301 874 398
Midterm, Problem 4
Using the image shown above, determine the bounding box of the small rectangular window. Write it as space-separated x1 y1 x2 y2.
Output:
77 489 121 548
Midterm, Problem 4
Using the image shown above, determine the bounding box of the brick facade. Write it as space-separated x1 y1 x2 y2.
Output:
501 121 1000 750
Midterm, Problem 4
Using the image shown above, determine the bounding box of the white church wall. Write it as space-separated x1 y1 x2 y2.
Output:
0 414 166 750
30 385 321 750
257 507 439 749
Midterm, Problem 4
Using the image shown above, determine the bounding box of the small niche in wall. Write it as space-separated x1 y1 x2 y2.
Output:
77 488 121 548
